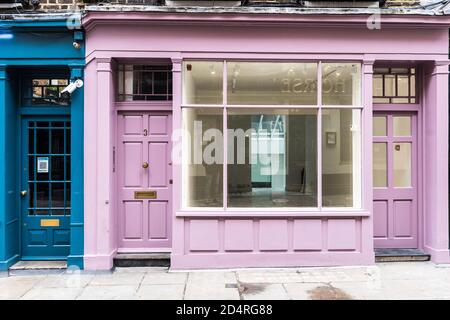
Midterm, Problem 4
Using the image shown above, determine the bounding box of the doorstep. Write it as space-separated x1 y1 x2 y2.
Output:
8 260 67 276
375 249 430 262
114 253 171 268
9 260 67 271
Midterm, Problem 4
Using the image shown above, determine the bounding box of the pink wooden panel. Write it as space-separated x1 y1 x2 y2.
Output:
148 142 167 187
189 220 219 251
123 201 143 239
259 220 288 251
293 219 322 251
394 200 412 237
149 201 168 239
149 115 168 135
327 219 356 251
123 115 143 135
224 220 254 251
373 200 388 238
124 142 142 187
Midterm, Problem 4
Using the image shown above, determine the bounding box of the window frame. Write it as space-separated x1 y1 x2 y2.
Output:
181 60 364 212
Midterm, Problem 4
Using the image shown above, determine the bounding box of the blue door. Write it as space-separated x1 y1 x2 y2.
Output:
21 118 71 259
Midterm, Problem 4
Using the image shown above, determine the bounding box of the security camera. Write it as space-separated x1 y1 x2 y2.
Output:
60 79 83 99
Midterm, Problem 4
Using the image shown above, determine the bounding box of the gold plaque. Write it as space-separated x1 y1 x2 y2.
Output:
134 191 157 199
40 219 60 227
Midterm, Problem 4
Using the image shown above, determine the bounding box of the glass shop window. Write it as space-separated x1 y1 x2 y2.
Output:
227 108 318 208
373 67 417 104
26 79 70 106
183 108 223 208
322 63 361 106
227 62 317 105
182 60 362 210
183 61 223 105
118 64 173 101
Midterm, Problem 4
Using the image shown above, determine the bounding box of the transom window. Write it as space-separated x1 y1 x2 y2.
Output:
373 67 417 104
117 64 173 101
182 61 362 210
25 79 70 106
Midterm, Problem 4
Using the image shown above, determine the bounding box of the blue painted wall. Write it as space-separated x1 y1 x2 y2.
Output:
0 22 85 270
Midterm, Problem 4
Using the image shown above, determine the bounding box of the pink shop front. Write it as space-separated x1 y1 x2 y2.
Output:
82 8 450 270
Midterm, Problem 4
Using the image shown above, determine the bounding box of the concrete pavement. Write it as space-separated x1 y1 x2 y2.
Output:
1 262 450 300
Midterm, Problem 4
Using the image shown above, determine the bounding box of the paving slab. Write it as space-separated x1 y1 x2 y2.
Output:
137 284 185 300
142 272 187 285
240 283 289 300
89 272 145 286
77 285 139 300
20 287 82 300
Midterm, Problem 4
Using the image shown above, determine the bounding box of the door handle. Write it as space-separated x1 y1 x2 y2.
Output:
20 190 27 197
142 162 149 169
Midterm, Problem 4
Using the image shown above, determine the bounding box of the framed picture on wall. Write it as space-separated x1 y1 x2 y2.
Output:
326 131 336 145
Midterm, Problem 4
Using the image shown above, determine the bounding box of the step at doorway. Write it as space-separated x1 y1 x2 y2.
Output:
375 249 430 262
114 253 170 268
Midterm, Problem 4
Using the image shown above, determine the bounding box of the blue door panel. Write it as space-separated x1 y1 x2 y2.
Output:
21 118 71 259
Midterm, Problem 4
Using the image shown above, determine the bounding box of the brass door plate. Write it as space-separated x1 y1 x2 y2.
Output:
134 191 157 199
40 219 60 227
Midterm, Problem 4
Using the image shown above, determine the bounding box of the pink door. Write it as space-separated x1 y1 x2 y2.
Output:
373 112 418 248
117 112 172 251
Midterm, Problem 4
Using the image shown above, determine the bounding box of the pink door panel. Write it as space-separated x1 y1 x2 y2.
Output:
373 112 418 248
118 112 172 250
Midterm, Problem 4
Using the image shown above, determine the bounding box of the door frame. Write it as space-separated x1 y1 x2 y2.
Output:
114 107 173 253
372 103 423 250
19 115 71 260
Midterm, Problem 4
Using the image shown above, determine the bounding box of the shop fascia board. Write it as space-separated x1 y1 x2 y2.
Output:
82 8 450 29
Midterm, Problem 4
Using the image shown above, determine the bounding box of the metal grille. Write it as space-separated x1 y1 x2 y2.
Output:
118 64 173 101
27 121 71 216
373 67 417 104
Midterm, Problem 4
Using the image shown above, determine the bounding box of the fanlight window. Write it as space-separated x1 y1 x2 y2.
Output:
373 68 416 104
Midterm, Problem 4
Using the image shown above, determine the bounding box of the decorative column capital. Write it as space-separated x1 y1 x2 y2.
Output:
171 57 182 73
362 60 375 74
96 58 113 73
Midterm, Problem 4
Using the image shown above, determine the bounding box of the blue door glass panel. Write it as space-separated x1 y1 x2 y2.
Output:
21 118 71 259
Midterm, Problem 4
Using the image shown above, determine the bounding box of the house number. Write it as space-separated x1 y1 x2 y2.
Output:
143 129 148 136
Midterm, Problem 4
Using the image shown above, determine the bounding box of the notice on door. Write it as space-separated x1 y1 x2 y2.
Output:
37 157 49 173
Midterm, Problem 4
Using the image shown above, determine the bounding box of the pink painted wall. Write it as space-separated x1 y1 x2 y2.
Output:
82 12 450 269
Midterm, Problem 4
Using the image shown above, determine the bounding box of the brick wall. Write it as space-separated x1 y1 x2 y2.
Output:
32 0 421 12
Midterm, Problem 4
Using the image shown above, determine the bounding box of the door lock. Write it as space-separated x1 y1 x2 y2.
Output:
142 162 149 169
20 190 27 197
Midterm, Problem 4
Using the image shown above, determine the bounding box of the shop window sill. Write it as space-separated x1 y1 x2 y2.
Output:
176 210 370 218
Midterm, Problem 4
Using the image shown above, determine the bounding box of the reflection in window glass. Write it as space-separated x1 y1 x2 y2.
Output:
393 116 411 136
322 63 361 106
373 116 387 136
322 109 361 207
394 143 411 187
373 143 387 188
183 61 223 105
183 108 223 207
117 65 172 101
227 62 317 105
227 109 317 207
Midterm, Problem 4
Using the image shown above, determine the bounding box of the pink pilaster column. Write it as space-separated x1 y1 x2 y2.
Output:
361 60 375 262
170 57 184 268
84 58 116 270
424 61 450 263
